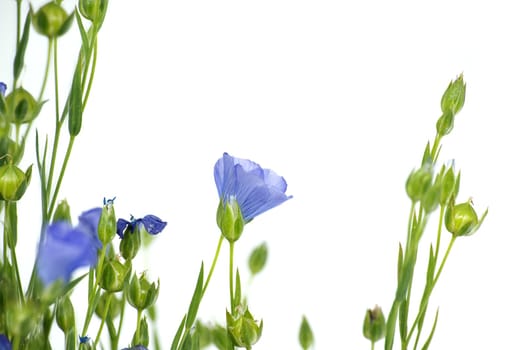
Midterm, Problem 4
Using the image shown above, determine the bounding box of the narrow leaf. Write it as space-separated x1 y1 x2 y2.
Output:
185 262 204 328
68 61 83 136
399 298 408 341
234 268 241 308
421 309 440 350
426 244 435 286
75 8 90 60
14 12 31 81
397 243 403 284
170 314 187 350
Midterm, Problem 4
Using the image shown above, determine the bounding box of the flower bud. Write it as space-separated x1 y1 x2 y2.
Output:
226 307 263 349
98 201 116 244
53 199 72 223
445 199 486 237
405 165 433 202
4 88 38 124
441 74 466 116
56 296 75 332
119 226 141 260
440 166 459 206
31 2 74 38
99 258 131 292
127 273 159 311
132 317 149 348
436 110 454 136
248 242 268 276
363 305 386 343
95 292 121 320
298 315 314 350
0 163 32 201
79 0 109 24
216 198 244 242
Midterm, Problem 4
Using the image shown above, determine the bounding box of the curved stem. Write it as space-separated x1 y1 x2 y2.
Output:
203 235 224 295
37 39 53 102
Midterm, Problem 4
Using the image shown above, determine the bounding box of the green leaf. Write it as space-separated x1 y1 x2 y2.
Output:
185 262 204 328
384 300 399 350
397 243 403 284
170 314 187 350
426 244 436 286
14 12 32 81
75 8 90 61
421 309 440 350
299 315 314 350
399 298 408 341
68 60 83 136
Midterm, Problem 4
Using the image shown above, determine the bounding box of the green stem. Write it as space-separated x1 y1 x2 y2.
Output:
229 241 235 312
94 293 112 347
134 309 143 345
47 136 75 219
5 202 24 304
203 235 224 295
82 243 107 336
37 39 53 103
371 340 375 350
82 37 98 110
115 293 127 350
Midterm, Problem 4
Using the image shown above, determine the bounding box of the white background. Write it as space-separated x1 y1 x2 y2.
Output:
1 0 525 349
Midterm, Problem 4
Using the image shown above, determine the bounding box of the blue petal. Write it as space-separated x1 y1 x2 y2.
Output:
117 218 130 239
37 222 98 286
0 334 11 350
0 82 6 96
140 215 167 235
78 207 103 249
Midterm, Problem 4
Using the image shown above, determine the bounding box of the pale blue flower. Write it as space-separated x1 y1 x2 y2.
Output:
214 152 291 222
116 214 167 239
37 221 99 285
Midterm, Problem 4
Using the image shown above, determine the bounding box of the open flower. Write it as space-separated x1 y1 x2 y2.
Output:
116 215 167 239
37 221 99 286
214 152 291 222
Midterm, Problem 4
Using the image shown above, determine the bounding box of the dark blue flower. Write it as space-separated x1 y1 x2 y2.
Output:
37 221 99 286
214 152 291 222
0 82 6 96
117 215 167 239
0 334 11 350
79 336 90 344
121 346 148 350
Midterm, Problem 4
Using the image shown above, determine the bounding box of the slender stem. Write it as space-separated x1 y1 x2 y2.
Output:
134 309 143 345
432 236 456 288
5 202 24 303
229 241 235 312
47 136 76 219
434 206 445 262
82 243 107 336
203 235 224 295
45 37 62 215
94 293 112 347
82 37 98 110
371 340 375 350
115 293 126 350
38 39 53 102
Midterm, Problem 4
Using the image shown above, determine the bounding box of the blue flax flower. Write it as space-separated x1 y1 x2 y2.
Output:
214 152 292 222
77 207 103 249
37 220 99 286
117 215 167 239
0 82 6 96
0 334 11 350
121 346 148 350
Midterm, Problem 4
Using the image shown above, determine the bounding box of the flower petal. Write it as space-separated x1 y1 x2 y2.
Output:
78 207 103 249
140 215 167 235
37 222 98 286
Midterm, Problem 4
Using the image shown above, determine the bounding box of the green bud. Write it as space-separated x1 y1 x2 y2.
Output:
120 226 141 260
127 273 160 311
226 307 263 349
421 182 440 213
4 88 38 124
31 2 74 38
99 258 131 292
441 74 466 116
132 317 149 347
216 199 244 242
363 305 386 343
445 199 487 237
53 199 72 223
248 242 268 276
95 292 121 320
298 315 314 350
436 110 454 136
56 296 75 332
79 0 109 24
440 166 459 206
405 164 433 202
98 201 116 244
0 163 32 201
